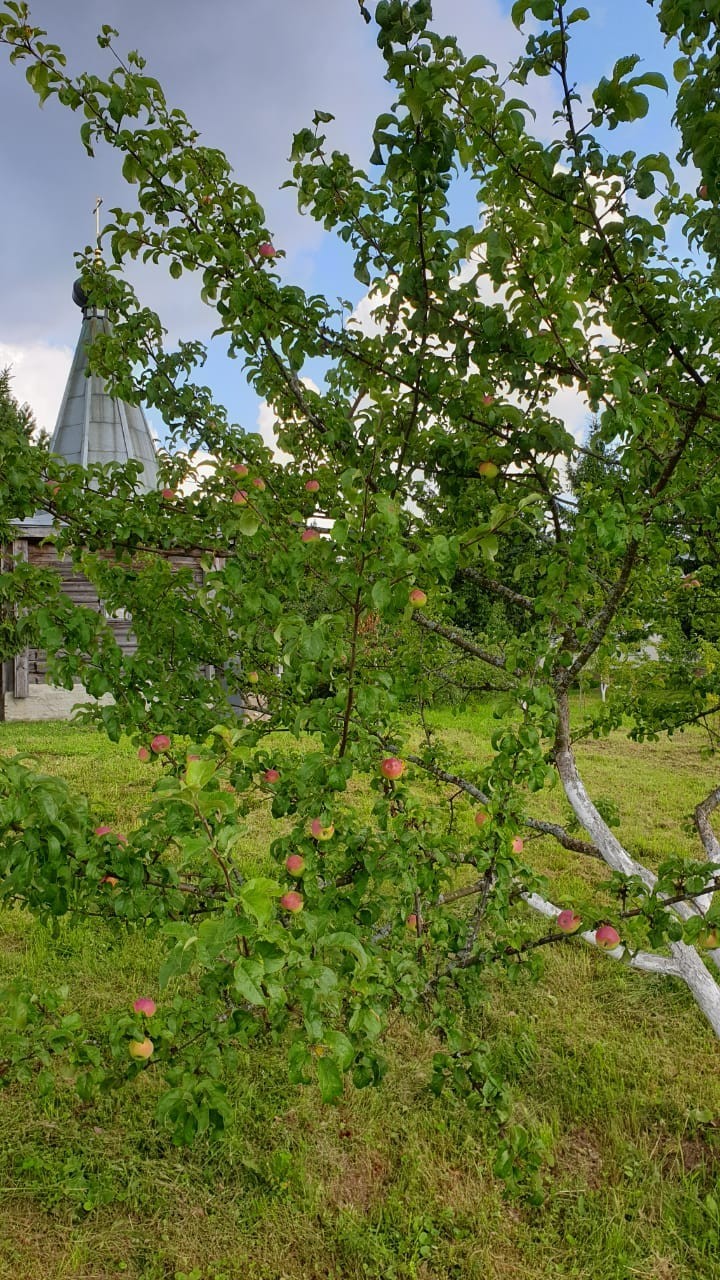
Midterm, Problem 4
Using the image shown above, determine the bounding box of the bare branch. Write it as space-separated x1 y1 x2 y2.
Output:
406 754 603 859
460 566 534 613
695 786 720 863
521 891 684 977
412 612 514 675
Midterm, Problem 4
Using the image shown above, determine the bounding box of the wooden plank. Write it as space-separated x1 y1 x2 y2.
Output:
12 540 29 698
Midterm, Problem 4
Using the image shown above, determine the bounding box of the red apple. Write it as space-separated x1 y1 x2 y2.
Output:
310 818 335 841
301 527 320 542
94 825 113 837
231 463 248 476
511 837 524 854
482 393 494 406
380 757 405 780
100 874 119 888
251 476 266 490
280 890 303 913
137 746 151 763
557 909 582 934
133 997 157 1017
129 1037 154 1060
285 854 305 877
263 768 281 784
232 490 248 505
475 811 488 827
305 478 320 492
406 913 418 931
150 734 171 753
698 184 709 199
408 588 427 607
478 461 499 479
258 242 276 258
595 924 621 950
161 487 176 501
45 480 61 497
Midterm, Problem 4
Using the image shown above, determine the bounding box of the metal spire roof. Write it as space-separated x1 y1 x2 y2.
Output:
47 280 159 489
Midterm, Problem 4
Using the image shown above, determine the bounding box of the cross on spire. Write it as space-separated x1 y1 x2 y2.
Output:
93 196 103 258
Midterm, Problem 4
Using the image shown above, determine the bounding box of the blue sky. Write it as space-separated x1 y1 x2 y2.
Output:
0 1 687 451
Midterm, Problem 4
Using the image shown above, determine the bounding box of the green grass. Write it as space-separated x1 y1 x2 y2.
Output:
1 709 720 1279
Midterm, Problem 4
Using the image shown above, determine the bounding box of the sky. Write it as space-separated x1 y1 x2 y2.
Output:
0 0 685 451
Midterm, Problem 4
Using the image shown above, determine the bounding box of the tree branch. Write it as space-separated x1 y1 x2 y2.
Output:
412 612 514 675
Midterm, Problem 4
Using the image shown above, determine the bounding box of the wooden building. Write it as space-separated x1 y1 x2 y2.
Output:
1 277 188 721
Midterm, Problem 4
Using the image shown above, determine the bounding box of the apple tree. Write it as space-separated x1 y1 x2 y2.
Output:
2 0 720 1183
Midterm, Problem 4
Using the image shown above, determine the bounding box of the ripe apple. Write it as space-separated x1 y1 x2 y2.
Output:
482 393 494 406
698 184 709 199
595 924 621 950
45 480 61 497
94 825 113 837
310 818 335 840
129 1037 154 1060
150 734 171 753
251 476 266 490
258 242 276 258
100 874 119 888
305 478 320 492
263 768 281 784
406 913 418 931
408 588 427 607
301 527 320 542
475 811 488 827
137 746 151 763
133 997 157 1017
478 461 499 479
161 487 176 501
511 837 524 854
557 909 582 934
700 928 719 950
285 854 305 876
280 890 303 913
232 489 248 505
231 463 248 476
380 757 405 780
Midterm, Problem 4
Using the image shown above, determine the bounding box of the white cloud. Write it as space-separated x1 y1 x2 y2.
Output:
0 341 72 438
256 379 320 467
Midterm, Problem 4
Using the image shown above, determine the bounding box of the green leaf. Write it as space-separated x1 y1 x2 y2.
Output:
233 960 265 1006
317 1055 343 1103
324 1029 355 1070
238 511 260 537
185 759 217 790
239 878 281 926
320 932 368 969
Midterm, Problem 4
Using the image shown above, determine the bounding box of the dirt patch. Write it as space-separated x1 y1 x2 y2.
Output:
553 1127 604 1190
320 1145 390 1212
660 1134 716 1176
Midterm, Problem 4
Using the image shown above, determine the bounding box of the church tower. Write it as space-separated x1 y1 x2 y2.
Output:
2 270 162 720
50 277 159 485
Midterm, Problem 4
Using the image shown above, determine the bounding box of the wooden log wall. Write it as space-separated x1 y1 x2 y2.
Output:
17 542 204 688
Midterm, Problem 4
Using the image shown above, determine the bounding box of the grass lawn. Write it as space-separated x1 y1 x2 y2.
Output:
0 707 719 1280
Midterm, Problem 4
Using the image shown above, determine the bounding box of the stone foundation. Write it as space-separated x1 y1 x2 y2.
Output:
2 683 113 723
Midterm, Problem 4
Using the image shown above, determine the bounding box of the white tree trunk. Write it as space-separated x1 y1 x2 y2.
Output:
554 692 720 1037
